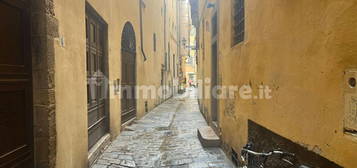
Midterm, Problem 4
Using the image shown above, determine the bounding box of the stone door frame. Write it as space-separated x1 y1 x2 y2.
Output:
31 0 58 167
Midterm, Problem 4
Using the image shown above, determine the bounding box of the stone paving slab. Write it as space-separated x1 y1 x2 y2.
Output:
92 90 234 168
198 126 221 148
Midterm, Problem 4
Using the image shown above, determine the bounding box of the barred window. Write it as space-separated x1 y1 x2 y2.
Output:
212 12 218 37
153 33 156 52
232 0 245 46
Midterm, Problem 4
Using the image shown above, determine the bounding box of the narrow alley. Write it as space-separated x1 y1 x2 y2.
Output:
2 0 357 167
92 89 234 168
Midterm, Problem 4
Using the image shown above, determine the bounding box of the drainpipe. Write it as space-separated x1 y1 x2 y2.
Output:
139 0 147 61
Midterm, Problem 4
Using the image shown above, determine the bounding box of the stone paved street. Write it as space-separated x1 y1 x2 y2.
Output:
92 89 234 168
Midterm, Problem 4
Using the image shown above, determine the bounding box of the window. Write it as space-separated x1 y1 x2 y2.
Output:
173 54 175 77
189 73 195 81
165 52 168 70
153 33 156 52
186 56 193 65
86 18 89 40
212 13 218 37
168 43 170 71
206 21 209 32
90 24 96 43
232 0 245 46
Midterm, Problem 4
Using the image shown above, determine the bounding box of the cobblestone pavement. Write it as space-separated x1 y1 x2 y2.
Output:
92 89 235 168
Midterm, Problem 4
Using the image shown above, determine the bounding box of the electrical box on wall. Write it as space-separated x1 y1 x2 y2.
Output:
344 69 357 133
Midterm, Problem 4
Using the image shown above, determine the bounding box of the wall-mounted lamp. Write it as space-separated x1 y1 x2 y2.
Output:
207 3 215 8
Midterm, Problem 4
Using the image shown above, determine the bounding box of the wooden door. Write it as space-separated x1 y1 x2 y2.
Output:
0 0 33 167
211 12 219 122
121 23 137 124
86 6 109 149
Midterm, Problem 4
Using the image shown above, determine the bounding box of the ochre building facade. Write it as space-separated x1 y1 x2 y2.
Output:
191 0 357 167
0 0 180 168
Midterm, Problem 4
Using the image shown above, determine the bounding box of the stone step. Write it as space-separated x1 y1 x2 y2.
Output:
197 126 221 147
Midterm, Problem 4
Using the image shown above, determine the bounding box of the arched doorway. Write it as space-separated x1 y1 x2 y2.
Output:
121 22 137 124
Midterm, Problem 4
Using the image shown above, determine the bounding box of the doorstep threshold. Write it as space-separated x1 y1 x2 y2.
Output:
88 134 111 167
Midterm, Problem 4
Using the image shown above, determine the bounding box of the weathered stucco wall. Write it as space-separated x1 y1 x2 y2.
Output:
197 0 357 167
166 0 179 96
52 0 175 167
53 0 87 167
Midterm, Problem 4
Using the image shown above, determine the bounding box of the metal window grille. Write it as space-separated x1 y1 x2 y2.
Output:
232 0 245 46
153 33 156 52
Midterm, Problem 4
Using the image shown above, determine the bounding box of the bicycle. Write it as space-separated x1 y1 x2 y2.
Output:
240 143 312 168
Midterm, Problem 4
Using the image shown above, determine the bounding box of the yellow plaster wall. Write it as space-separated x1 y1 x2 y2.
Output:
166 0 179 95
53 0 175 167
197 0 357 167
53 0 88 167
